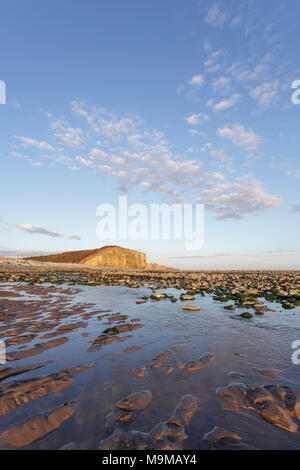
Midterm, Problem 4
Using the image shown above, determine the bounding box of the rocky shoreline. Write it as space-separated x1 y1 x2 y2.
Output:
0 258 299 450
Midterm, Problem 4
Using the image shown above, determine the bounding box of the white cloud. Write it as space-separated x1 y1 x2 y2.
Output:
188 74 205 87
210 149 232 169
211 76 231 92
15 136 54 151
51 119 85 148
201 174 279 220
185 113 209 125
13 101 278 222
249 80 280 107
218 123 262 150
188 129 201 136
207 93 241 111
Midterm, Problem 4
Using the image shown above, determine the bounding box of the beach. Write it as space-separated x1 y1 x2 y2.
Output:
0 258 299 449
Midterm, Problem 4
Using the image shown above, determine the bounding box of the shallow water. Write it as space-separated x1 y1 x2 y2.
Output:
0 282 300 450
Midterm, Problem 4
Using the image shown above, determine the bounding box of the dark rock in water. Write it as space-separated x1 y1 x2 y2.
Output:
104 410 136 435
217 382 299 432
6 337 69 361
240 312 253 319
0 364 90 416
202 426 243 447
88 334 118 352
166 394 198 428
217 383 251 411
99 394 198 450
184 353 214 371
0 361 51 383
255 401 297 433
104 390 153 435
0 404 75 448
116 390 152 412
132 367 146 378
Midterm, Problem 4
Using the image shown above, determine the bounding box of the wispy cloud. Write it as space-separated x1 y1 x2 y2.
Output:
188 73 205 87
68 234 81 240
217 123 262 151
185 113 209 125
14 224 81 240
15 136 54 152
249 80 280 107
204 2 228 29
15 224 62 237
207 93 241 111
11 101 278 221
50 119 86 148
286 169 300 179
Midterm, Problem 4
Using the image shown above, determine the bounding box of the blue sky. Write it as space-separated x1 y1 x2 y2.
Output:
0 0 300 269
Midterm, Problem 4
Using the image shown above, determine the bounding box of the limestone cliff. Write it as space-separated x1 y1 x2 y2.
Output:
81 246 147 269
28 245 169 270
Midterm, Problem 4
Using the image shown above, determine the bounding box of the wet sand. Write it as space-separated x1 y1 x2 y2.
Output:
0 263 299 450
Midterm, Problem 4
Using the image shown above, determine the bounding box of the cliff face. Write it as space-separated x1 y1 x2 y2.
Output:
80 246 147 269
28 245 169 270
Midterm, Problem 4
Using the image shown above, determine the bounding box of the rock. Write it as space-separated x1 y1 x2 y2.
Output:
0 404 75 448
217 382 299 432
240 312 253 319
88 334 118 352
256 401 297 432
0 365 90 416
99 394 198 450
150 293 167 300
104 390 153 435
116 390 152 412
217 383 252 411
182 306 200 311
6 337 69 361
132 367 146 378
202 426 242 445
0 361 51 382
185 353 214 371
108 314 128 322
180 294 195 301
166 395 198 428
